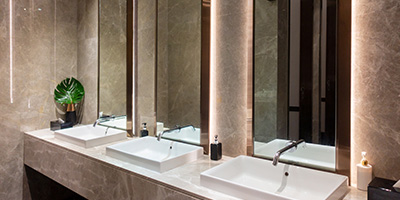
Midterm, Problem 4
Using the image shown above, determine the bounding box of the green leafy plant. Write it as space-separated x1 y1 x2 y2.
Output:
54 77 85 105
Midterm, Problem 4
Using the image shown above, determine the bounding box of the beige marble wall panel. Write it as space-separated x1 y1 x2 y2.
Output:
15 1 56 130
156 0 169 125
0 3 22 199
24 135 200 200
253 0 278 143
77 0 98 124
0 123 24 199
99 0 126 116
0 0 79 198
137 0 156 135
352 0 400 184
12 0 78 130
211 0 252 157
54 0 78 84
77 0 98 41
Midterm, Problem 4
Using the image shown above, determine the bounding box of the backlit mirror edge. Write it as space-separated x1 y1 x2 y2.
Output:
200 0 211 155
126 0 135 137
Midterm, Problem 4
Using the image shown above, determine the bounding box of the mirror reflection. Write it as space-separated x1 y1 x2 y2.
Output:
156 0 202 145
253 0 337 171
98 0 127 130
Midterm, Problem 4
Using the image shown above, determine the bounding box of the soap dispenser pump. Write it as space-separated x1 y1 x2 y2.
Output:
211 135 222 161
140 123 148 137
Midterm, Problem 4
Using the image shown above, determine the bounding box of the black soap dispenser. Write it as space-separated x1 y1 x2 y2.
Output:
140 123 148 137
211 135 222 161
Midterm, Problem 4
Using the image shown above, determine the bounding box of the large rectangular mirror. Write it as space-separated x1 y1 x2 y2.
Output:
98 0 129 130
155 0 210 152
253 0 350 175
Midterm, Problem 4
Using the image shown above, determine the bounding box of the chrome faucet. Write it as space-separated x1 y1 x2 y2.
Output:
93 119 100 127
272 139 305 166
157 124 196 141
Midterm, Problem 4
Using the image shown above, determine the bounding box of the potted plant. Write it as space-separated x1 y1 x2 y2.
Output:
54 77 85 125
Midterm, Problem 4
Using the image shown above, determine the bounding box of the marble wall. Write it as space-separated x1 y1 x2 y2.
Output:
253 0 278 143
351 0 400 185
77 0 98 125
157 0 201 129
3 0 400 197
211 0 253 157
0 1 99 198
99 0 127 116
156 0 170 127
0 0 81 199
137 0 157 135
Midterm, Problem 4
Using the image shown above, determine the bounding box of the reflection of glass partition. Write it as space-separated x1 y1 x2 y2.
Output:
253 0 286 143
253 0 338 171
98 0 127 120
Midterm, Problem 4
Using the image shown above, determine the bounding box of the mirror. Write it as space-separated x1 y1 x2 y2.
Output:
98 0 128 130
155 0 210 150
253 0 340 171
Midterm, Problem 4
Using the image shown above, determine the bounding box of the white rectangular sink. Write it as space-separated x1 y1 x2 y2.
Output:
106 136 203 173
201 156 348 200
54 125 126 148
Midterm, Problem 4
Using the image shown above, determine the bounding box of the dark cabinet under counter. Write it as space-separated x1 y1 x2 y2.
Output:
368 177 400 200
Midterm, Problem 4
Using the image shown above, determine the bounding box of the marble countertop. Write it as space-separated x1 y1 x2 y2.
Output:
25 129 367 200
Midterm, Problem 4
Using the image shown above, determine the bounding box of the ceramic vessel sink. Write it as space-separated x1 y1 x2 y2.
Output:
106 136 203 173
54 125 126 148
201 156 348 200
161 127 201 145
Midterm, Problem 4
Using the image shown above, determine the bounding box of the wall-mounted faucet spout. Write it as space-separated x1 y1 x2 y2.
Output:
272 139 305 166
93 119 100 127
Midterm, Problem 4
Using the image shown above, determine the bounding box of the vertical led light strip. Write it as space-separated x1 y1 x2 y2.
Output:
9 0 13 104
54 0 57 89
209 0 217 143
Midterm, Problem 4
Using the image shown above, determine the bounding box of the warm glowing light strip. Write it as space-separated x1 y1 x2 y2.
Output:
9 0 13 104
54 1 57 85
209 0 217 144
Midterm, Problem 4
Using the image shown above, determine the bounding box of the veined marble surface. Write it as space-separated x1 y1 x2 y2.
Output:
77 0 98 125
99 0 127 116
24 129 237 200
137 0 157 136
25 128 366 200
351 0 400 184
211 0 252 157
